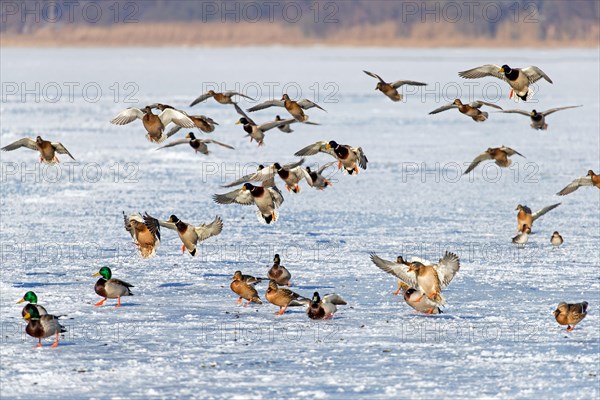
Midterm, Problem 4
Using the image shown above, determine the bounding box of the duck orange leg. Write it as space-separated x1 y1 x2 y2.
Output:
414 294 424 303
36 339 43 348
337 161 342 169
181 244 186 254
51 332 59 347
392 288 401 295
236 297 243 305
354 165 359 174
566 325 574 332
95 298 107 306
244 299 253 307
277 306 289 315
426 308 434 315
427 292 438 300
116 297 121 308
272 212 277 222
509 89 514 99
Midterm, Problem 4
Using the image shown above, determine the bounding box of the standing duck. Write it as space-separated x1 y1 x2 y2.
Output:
232 270 265 286
512 225 531 247
295 140 368 175
247 94 326 122
213 183 284 224
500 105 581 130
22 304 66 348
429 99 502 122
363 70 427 102
306 292 347 320
1 136 75 163
265 280 308 315
551 232 564 247
190 90 254 107
158 215 223 256
464 146 524 174
554 302 588 331
515 203 561 232
268 254 292 286
157 132 234 155
110 105 195 143
92 267 134 307
458 64 552 101
17 291 48 318
123 212 161 259
557 170 600 196
230 272 263 306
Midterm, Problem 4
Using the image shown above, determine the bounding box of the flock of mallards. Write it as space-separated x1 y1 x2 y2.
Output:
4 62 597 347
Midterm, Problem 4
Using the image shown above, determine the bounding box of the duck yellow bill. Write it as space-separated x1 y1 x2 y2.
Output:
235 120 241 125
92 272 101 276
325 144 331 149
499 68 504 73
23 312 31 320
17 298 25 304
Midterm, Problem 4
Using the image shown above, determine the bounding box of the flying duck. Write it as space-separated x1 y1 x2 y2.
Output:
158 215 223 256
557 170 600 196
234 104 301 146
213 183 284 224
363 70 427 102
1 136 74 163
429 99 502 122
294 140 368 175
305 162 336 190
500 105 581 130
515 203 561 232
458 64 552 101
156 132 234 154
110 106 195 143
247 94 326 122
464 146 524 174
190 90 254 107
123 212 161 259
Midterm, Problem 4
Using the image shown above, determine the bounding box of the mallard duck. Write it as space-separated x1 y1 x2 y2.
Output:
221 159 304 191
459 64 553 101
234 104 303 146
307 292 347 320
363 70 427 102
222 164 278 189
370 252 460 306
1 136 75 164
158 215 222 256
429 99 502 122
110 106 195 143
515 203 560 232
17 291 47 318
123 212 161 259
268 254 292 286
22 304 66 348
295 140 368 175
305 162 336 190
232 270 264 286
512 225 531 247
557 170 600 196
156 132 234 155
149 103 218 134
500 105 581 130
464 146 524 174
275 115 294 133
554 302 588 331
190 90 254 107
92 266 134 307
266 280 308 315
551 231 563 247
213 183 284 224
247 94 326 122
230 273 263 306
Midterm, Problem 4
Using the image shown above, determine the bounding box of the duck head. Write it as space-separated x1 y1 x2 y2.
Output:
273 163 283 171
167 215 180 224
499 64 512 74
207 90 216 95
587 170 595 176
232 271 242 281
375 82 382 91
35 136 43 144
268 280 279 291
22 304 41 321
281 94 290 101
515 204 524 211
407 262 425 274
530 110 538 117
17 291 38 304
273 253 281 264
241 183 255 192
93 266 112 280
236 117 249 125
396 256 406 264
452 99 463 106
311 292 321 305
326 140 339 150
185 132 197 140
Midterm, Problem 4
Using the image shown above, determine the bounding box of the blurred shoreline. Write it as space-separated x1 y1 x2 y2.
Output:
2 22 598 48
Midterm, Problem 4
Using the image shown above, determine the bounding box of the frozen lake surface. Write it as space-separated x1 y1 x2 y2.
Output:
1 47 599 399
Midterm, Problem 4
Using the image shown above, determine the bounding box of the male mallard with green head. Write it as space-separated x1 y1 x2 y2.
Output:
22 304 66 348
92 267 134 307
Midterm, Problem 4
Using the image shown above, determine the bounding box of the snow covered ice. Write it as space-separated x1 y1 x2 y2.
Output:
1 47 599 398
